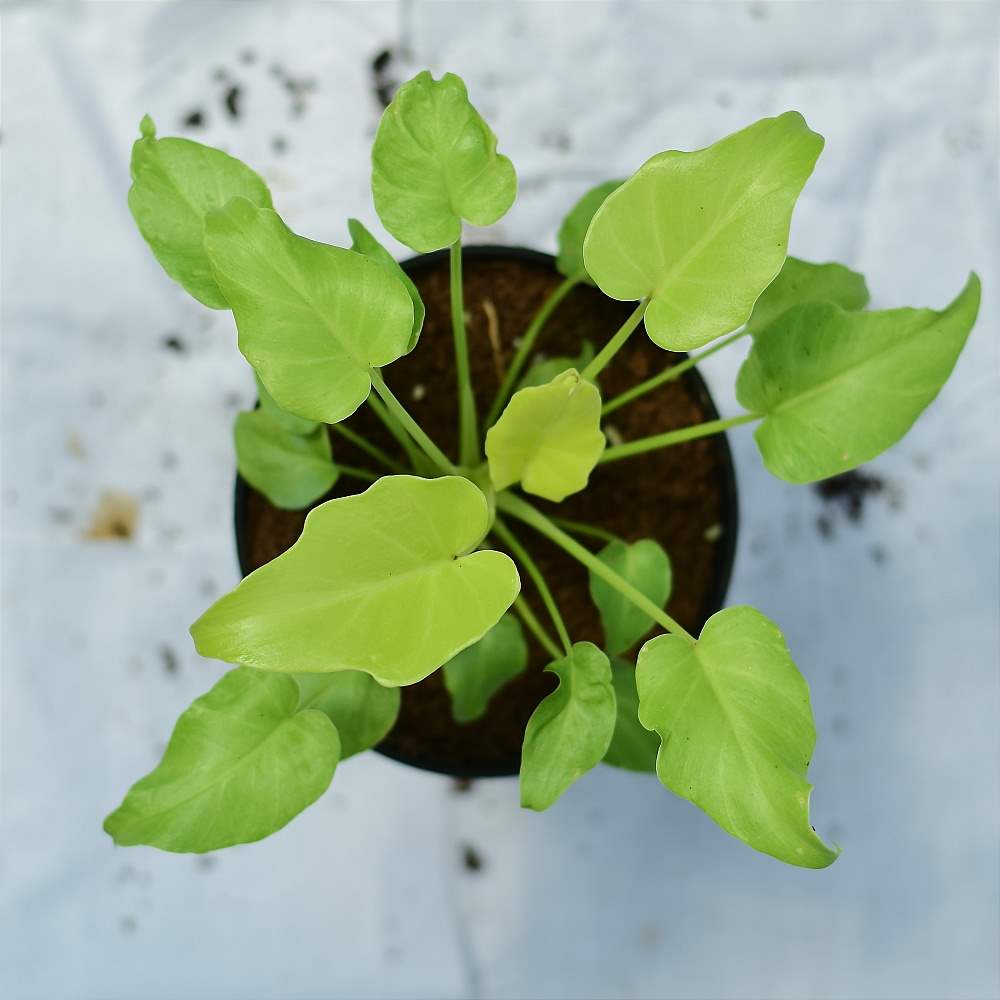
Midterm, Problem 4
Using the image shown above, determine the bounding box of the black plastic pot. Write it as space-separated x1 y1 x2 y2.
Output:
234 245 739 778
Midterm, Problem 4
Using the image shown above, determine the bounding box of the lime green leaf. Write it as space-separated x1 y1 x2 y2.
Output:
748 256 869 335
737 273 981 483
556 180 623 284
603 659 659 773
588 539 672 655
128 116 272 309
371 70 517 252
443 613 528 722
104 669 339 853
204 198 414 424
347 218 425 350
294 671 400 758
583 112 823 351
517 341 595 392
255 374 321 436
485 369 605 502
637 606 838 868
234 409 338 510
191 476 520 686
520 642 616 810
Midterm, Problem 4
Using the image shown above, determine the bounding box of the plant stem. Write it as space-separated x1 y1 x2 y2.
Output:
496 492 696 644
492 517 573 656
600 413 758 465
366 394 424 470
511 596 562 661
369 370 458 475
450 241 478 466
550 516 619 545
336 464 382 483
580 298 648 382
484 275 579 430
602 329 750 416
330 422 406 473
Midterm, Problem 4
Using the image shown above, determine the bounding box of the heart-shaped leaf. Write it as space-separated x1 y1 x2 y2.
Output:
347 217 425 350
747 256 869 335
128 116 272 309
589 539 672 655
371 70 517 252
204 198 414 424
293 671 400 758
603 659 658 773
234 409 338 510
520 642 616 810
737 273 981 483
486 369 605 502
637 606 838 868
104 668 339 853
517 341 595 392
584 112 823 351
443 613 528 723
191 476 520 686
556 180 623 284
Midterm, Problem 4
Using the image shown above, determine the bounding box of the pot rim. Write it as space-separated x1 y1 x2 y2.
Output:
233 243 739 779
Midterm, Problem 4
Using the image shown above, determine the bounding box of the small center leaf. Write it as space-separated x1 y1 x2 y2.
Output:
485 369 605 502
603 658 659 773
636 605 839 868
190 476 520 687
556 180 623 284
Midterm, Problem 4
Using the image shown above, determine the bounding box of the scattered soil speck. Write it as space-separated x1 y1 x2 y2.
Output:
181 109 205 129
161 451 178 470
539 128 572 153
869 543 888 566
88 389 107 409
82 491 139 541
119 914 138 935
159 644 179 675
271 134 288 155
224 391 244 409
461 844 484 872
239 49 256 66
831 714 850 736
638 922 660 951
66 433 87 460
814 469 896 536
212 67 228 83
199 577 217 597
451 777 474 795
223 84 242 120
162 333 186 353
371 47 397 108
49 507 73 525
196 855 218 871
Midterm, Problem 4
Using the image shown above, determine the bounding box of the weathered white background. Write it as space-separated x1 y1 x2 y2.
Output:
2 2 998 998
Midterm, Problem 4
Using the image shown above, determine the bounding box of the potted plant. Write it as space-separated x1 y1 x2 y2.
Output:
105 70 979 868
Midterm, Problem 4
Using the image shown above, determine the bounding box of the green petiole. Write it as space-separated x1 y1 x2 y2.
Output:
496 491 696 644
336 464 383 483
600 413 759 464
550 516 618 545
511 596 562 661
366 394 425 470
330 421 407 473
450 241 479 466
580 298 648 382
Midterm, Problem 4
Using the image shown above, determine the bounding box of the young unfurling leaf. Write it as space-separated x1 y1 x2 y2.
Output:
293 671 400 758
737 273 981 483
584 113 823 352
486 370 605 502
347 218 425 350
637 606 838 868
603 659 658 773
204 198 414 424
371 71 517 252
747 256 869 335
128 116 272 308
104 669 339 853
517 341 595 392
191 476 520 686
443 614 528 723
589 539 672 655
556 180 623 284
234 408 338 510
520 642 616 810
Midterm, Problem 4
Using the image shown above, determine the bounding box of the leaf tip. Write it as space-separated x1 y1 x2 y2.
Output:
139 114 156 140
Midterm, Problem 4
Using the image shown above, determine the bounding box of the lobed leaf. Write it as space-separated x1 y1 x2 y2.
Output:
520 642 616 810
589 539 672 655
603 659 659 773
371 71 517 252
583 112 823 351
737 273 981 483
191 476 520 686
293 671 400 758
127 116 272 308
234 409 338 510
636 606 838 868
347 217 425 350
747 256 869 336
556 180 623 284
443 613 528 723
517 341 595 392
485 369 605 502
204 198 414 424
104 668 339 853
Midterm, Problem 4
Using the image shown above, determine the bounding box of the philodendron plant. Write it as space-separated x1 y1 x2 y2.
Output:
106 71 980 867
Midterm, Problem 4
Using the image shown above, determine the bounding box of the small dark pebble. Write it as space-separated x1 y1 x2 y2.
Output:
196 855 217 871
212 67 228 83
162 334 186 353
181 109 205 129
239 49 256 66
271 134 288 155
814 469 887 523
371 46 397 108
223 84 242 120
372 48 393 74
159 644 179 675
816 514 834 540
461 844 484 872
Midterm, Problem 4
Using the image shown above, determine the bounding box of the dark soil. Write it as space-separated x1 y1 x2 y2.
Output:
238 248 737 777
